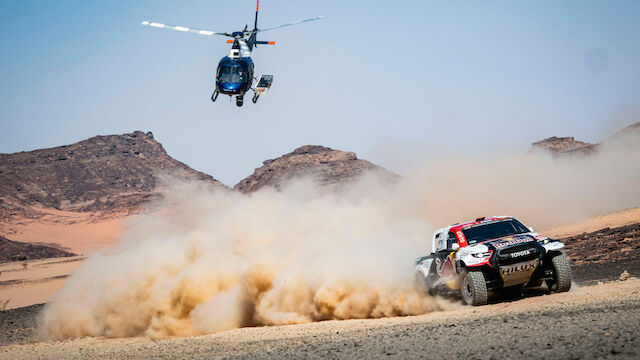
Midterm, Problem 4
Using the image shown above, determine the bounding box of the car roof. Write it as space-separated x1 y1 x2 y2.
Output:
448 216 514 233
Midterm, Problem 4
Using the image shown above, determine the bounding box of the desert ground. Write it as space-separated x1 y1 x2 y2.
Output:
1 278 639 359
0 207 128 255
1 208 639 359
0 257 85 310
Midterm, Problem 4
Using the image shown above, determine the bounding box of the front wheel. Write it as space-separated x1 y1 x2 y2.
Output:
460 270 488 306
546 253 572 293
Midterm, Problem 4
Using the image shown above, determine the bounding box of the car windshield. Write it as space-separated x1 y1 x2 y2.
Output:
462 219 530 245
218 66 247 83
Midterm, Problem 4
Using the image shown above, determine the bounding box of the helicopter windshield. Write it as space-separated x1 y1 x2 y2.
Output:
218 66 247 83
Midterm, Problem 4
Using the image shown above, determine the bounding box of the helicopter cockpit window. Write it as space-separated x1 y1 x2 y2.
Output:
218 66 247 83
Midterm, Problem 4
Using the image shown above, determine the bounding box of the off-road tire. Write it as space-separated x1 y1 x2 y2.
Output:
546 253 572 293
460 270 488 306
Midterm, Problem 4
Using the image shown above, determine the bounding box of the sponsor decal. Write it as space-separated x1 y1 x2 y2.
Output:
456 231 467 246
500 259 539 286
435 258 444 275
435 254 457 280
510 250 531 258
500 260 537 276
493 235 534 248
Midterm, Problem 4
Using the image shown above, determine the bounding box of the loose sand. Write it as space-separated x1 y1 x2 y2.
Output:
0 208 638 358
1 207 639 314
1 278 639 359
0 257 85 310
0 207 129 254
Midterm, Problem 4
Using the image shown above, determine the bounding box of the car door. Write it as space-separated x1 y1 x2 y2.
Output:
431 232 459 288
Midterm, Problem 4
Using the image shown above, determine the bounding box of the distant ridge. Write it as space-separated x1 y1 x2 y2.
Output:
234 145 399 193
531 136 596 155
531 121 640 155
0 131 226 220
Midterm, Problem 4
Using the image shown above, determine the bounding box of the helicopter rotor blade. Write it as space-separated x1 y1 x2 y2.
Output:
141 21 231 37
251 16 324 33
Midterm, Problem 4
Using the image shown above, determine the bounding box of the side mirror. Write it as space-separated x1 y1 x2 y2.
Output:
528 226 534 232
451 243 460 251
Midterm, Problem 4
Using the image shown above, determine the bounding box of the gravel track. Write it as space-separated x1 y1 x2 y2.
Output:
2 278 639 359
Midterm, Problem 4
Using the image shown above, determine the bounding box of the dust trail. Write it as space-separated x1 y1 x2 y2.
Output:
394 132 640 230
40 176 455 339
40 133 640 339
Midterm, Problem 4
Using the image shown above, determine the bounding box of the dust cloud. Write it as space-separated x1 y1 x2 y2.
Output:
40 135 640 339
398 134 640 230
39 176 456 339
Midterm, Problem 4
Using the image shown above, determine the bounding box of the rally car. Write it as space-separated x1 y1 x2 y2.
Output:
415 216 571 306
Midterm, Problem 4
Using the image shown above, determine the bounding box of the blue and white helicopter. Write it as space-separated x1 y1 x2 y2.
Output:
142 1 323 107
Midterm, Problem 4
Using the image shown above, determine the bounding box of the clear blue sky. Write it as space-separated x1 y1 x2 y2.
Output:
1 1 639 185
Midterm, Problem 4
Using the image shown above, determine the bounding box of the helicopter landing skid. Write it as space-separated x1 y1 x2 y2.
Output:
210 90 219 102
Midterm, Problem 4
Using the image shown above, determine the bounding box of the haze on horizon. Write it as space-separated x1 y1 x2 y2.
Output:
1 0 639 185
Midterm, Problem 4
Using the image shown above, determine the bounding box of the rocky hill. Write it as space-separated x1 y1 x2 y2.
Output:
531 136 596 155
531 121 639 155
0 131 226 220
0 235 75 263
234 145 399 193
608 122 640 144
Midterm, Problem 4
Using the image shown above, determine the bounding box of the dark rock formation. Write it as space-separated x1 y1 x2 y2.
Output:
531 122 640 155
234 145 398 193
0 235 76 263
531 136 597 155
0 131 226 219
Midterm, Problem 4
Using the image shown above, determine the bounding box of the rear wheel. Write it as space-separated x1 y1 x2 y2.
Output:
546 253 572 292
460 270 488 306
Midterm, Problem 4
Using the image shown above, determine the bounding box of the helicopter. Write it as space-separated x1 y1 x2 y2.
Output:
142 1 323 107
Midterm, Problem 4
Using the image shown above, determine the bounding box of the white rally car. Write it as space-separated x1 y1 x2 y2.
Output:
415 216 571 305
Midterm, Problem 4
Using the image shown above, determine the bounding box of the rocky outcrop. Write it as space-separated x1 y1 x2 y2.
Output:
531 122 640 155
531 136 597 155
234 145 398 193
0 131 226 219
0 235 76 263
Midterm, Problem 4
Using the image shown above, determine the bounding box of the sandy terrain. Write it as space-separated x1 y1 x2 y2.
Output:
0 257 85 310
0 208 638 358
0 207 637 312
1 278 639 359
544 207 640 238
0 208 129 254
